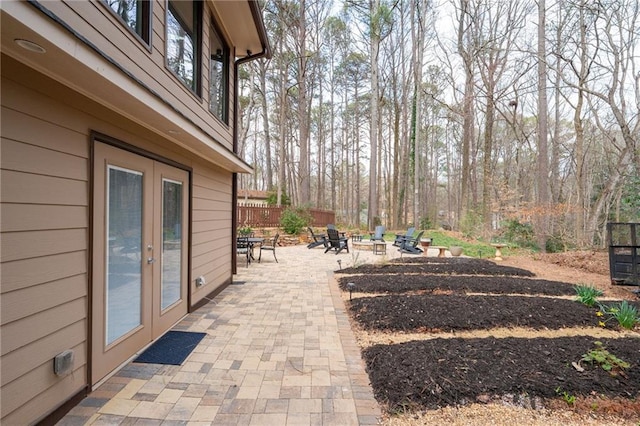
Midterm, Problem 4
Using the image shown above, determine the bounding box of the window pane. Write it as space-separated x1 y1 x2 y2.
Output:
209 24 228 122
106 166 143 345
161 179 182 310
106 0 148 41
167 1 198 91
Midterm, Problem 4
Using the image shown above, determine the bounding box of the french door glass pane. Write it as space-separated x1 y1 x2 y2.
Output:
161 179 182 310
106 166 143 345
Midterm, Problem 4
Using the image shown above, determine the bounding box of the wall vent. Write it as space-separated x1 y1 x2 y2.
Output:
53 350 74 376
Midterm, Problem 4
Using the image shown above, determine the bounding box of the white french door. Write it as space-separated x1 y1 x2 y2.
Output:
92 142 188 384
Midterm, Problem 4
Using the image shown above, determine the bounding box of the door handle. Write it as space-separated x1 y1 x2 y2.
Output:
147 257 156 264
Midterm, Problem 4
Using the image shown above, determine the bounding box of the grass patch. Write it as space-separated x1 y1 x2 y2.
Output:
419 230 495 258
377 228 530 258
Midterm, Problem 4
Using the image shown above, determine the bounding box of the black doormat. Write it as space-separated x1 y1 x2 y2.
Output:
134 331 206 365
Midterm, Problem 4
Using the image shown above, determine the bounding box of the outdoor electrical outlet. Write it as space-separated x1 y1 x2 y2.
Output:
195 276 206 287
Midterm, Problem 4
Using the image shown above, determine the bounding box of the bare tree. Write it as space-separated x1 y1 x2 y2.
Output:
455 0 476 224
257 59 274 190
296 0 311 204
537 0 550 250
552 0 640 244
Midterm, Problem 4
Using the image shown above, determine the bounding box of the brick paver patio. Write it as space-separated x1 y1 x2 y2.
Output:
59 243 407 425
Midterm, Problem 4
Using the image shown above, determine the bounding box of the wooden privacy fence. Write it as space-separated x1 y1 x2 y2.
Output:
237 204 335 228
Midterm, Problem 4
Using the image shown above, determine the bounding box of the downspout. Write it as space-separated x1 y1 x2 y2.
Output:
232 1 272 275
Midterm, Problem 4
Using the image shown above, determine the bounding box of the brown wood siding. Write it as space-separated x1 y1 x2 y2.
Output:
1 298 86 358
47 0 234 149
191 164 233 304
1 55 235 422
1 204 88 232
1 108 87 157
1 139 87 180
1 251 87 294
1 76 90 423
1 274 87 324
1 352 87 425
1 170 88 205
1 320 85 387
0 228 87 263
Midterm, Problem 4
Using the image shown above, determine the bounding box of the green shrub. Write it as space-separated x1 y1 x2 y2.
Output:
419 216 433 230
238 225 252 236
460 210 483 239
545 234 573 253
574 284 603 307
266 191 291 206
502 219 537 249
280 207 310 235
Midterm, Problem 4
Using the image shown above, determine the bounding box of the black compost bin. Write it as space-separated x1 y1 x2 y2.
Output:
607 222 640 285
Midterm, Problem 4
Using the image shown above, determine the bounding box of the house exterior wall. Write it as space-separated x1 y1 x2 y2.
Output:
1 54 236 424
31 0 235 151
1 64 90 424
1 0 269 420
192 167 234 299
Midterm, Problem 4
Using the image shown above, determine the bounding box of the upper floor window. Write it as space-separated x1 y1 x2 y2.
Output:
209 21 229 123
104 0 151 44
166 0 202 94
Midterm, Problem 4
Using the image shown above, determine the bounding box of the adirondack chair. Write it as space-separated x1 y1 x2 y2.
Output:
324 228 349 254
307 227 327 249
327 223 346 237
399 230 424 254
393 227 415 247
369 225 385 242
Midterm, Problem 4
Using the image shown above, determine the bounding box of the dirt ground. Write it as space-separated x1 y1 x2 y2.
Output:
531 250 611 276
337 252 640 425
501 251 635 299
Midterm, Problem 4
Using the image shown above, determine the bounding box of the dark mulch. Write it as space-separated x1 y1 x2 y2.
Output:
343 256 640 415
364 336 640 411
348 294 638 331
396 257 500 265
339 258 534 277
338 275 576 296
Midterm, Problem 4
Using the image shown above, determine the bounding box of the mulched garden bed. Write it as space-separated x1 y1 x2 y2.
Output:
339 258 535 276
364 336 640 411
348 294 638 331
338 275 576 296
395 257 505 265
340 256 640 419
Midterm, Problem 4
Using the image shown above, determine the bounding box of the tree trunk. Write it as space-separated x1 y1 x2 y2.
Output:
457 0 474 223
574 1 587 247
276 41 287 206
411 0 424 230
482 88 494 233
537 0 550 251
298 0 310 204
585 147 631 244
259 60 273 190
368 0 380 229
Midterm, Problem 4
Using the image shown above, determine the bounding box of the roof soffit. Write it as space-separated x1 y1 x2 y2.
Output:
209 0 265 58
